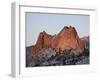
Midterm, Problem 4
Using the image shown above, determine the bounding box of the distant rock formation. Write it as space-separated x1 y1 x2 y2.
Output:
28 26 85 60
81 36 89 49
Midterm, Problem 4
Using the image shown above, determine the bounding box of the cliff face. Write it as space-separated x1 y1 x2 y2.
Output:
31 31 53 55
28 26 85 60
51 26 85 53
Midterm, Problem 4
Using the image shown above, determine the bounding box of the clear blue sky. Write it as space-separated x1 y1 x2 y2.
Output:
26 12 89 47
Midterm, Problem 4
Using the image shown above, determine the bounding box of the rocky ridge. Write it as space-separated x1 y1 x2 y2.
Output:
28 26 85 61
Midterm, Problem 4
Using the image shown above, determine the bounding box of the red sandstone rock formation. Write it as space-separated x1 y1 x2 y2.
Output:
28 26 85 60
51 26 85 53
31 31 53 54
